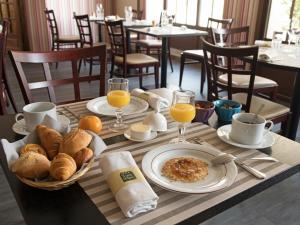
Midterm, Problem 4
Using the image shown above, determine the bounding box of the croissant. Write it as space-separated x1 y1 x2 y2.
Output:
59 128 92 157
73 147 94 168
20 144 48 158
12 152 50 179
36 125 63 160
50 153 77 181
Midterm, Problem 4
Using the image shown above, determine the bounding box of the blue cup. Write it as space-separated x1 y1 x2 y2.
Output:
214 99 242 122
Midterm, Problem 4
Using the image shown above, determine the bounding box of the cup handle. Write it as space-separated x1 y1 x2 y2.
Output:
15 113 24 123
264 120 274 136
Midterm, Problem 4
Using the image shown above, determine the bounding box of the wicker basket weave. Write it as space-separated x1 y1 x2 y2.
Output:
16 157 95 191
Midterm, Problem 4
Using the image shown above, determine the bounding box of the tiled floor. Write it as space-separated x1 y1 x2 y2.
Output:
1 57 299 225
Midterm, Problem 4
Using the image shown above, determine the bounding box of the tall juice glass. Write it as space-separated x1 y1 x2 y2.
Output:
170 90 195 143
107 78 130 132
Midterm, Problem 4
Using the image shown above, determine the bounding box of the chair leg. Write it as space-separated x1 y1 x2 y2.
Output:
270 86 278 100
168 44 173 73
146 48 150 73
179 54 185 87
56 43 60 69
139 68 143 89
78 59 82 74
154 65 159 89
89 57 93 76
200 59 205 94
110 57 115 78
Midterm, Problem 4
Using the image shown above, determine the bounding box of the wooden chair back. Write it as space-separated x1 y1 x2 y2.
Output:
74 13 94 47
211 26 249 45
206 18 233 43
132 9 143 20
0 19 9 115
202 39 258 112
105 20 126 65
9 45 106 105
44 8 59 41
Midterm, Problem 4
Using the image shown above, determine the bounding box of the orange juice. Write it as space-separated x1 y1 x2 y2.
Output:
170 103 196 123
107 90 130 108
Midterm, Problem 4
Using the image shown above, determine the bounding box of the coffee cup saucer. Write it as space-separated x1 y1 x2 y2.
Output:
124 129 157 142
217 124 275 149
12 115 70 136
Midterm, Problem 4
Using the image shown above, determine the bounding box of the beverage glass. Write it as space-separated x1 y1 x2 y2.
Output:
107 78 130 132
169 90 195 143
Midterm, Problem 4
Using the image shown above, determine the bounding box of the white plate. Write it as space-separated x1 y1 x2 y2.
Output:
142 143 237 194
86 96 149 117
217 124 275 149
12 115 70 136
124 129 157 142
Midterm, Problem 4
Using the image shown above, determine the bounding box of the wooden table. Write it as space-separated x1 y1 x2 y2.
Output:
127 26 208 88
254 46 300 140
0 101 300 225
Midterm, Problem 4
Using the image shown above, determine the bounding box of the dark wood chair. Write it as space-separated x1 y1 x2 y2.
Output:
202 39 290 134
211 27 278 100
8 45 106 105
135 13 174 73
44 8 81 52
0 19 17 115
105 20 159 88
179 18 233 93
73 13 103 76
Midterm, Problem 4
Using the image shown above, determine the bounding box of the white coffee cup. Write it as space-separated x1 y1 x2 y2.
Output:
230 113 273 145
15 102 57 132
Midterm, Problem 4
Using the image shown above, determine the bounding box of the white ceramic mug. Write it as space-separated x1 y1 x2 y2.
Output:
230 113 273 145
15 102 57 132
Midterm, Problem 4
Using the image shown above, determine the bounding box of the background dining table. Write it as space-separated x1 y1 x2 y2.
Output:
0 100 300 225
126 26 208 88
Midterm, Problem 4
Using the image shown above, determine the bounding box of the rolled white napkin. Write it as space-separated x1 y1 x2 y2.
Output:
258 52 279 62
131 88 170 112
99 151 158 217
254 40 272 47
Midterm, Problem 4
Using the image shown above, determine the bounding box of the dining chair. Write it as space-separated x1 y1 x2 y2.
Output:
73 13 103 76
0 19 17 115
105 20 159 89
135 13 174 73
179 17 233 93
202 39 290 135
44 9 81 52
211 27 278 100
8 45 106 105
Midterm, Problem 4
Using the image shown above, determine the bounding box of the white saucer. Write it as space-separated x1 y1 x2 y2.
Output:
12 115 70 136
124 129 157 142
217 124 275 149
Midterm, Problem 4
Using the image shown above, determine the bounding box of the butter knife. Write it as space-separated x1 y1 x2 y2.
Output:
234 158 266 179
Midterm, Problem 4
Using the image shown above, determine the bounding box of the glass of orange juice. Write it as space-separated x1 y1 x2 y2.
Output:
170 90 196 143
107 78 130 132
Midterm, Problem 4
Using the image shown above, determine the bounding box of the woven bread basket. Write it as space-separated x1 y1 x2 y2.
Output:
16 157 95 191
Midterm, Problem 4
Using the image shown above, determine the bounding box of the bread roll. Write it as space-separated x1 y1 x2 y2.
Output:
11 152 50 179
50 153 77 181
74 147 94 168
20 144 47 158
36 125 63 160
59 128 92 157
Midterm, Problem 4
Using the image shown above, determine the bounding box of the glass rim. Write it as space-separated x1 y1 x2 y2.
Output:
173 89 195 97
108 78 129 84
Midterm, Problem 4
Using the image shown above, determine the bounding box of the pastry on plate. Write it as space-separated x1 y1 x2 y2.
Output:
20 144 47 158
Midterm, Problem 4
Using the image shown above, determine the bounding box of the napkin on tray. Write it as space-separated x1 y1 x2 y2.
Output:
1 115 107 168
99 151 158 217
131 88 171 112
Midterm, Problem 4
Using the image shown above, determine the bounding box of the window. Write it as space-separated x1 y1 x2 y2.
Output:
146 0 224 27
266 0 300 39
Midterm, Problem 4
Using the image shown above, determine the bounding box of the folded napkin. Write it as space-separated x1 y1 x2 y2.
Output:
99 151 158 217
131 88 171 112
1 115 107 168
254 40 272 48
258 52 279 62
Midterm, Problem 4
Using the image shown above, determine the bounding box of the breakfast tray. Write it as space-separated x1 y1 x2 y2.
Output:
57 103 291 225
